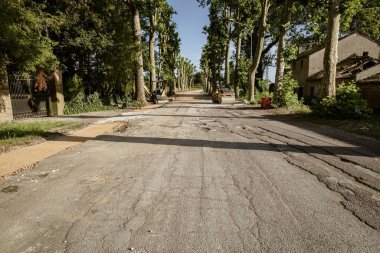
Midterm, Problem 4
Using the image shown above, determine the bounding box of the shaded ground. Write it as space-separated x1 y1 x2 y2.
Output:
262 108 380 141
0 91 379 252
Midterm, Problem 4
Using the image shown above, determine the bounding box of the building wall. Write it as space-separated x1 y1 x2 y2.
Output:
357 83 380 110
301 78 352 99
309 34 380 77
292 57 309 87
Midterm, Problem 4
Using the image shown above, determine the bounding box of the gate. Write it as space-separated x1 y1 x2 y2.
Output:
8 73 50 119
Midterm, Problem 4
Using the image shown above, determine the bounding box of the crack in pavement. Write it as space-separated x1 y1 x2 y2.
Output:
229 125 380 231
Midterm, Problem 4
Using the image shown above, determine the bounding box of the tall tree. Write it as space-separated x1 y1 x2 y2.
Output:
144 0 166 93
128 0 146 103
233 6 242 97
149 5 158 93
156 3 180 95
322 0 340 97
248 0 270 102
274 0 294 102
224 2 231 87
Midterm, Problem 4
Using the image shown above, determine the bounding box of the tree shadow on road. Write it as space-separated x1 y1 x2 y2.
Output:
89 135 374 158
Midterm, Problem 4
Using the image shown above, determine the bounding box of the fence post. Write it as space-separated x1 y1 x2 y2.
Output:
49 71 65 116
0 63 13 122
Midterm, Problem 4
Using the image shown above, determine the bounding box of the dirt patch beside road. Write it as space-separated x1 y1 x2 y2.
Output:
0 121 124 178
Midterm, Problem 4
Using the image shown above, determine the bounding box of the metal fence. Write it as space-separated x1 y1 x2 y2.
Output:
8 73 50 119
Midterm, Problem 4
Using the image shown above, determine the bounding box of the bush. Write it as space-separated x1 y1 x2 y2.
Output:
64 91 114 115
312 82 373 119
123 96 145 108
252 79 270 103
64 75 83 101
276 74 307 110
255 89 273 104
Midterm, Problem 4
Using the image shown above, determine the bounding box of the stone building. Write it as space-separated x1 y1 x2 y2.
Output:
291 32 380 108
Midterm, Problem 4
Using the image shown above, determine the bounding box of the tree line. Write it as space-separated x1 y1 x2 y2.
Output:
199 0 380 103
0 0 197 105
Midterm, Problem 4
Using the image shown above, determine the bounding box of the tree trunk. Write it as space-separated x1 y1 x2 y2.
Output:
204 75 208 92
322 0 340 97
225 39 231 87
235 29 242 98
149 12 157 93
149 33 156 92
224 4 231 87
234 5 242 98
274 0 293 102
130 0 146 103
248 0 270 102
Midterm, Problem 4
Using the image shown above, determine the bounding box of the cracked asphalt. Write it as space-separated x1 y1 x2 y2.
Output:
0 91 379 252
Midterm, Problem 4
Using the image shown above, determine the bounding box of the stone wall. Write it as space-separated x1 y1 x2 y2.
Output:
0 89 13 122
0 63 13 122
48 71 65 116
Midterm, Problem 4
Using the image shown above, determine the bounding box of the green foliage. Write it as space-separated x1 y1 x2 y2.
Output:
284 43 298 62
64 75 83 101
123 96 146 108
276 74 304 109
236 56 251 96
312 82 373 119
0 121 84 146
64 92 114 115
347 0 380 40
253 79 271 104
255 90 273 105
0 0 58 73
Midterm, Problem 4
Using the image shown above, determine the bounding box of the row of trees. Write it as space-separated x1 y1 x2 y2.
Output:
0 0 197 105
199 0 380 102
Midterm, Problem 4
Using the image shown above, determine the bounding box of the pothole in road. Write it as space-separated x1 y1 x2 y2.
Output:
1 185 19 193
38 173 49 178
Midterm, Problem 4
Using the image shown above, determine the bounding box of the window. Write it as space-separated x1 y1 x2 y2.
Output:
363 52 369 57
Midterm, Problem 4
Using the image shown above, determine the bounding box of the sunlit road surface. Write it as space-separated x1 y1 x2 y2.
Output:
1 91 379 252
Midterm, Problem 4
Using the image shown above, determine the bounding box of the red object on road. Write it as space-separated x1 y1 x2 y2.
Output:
260 98 272 109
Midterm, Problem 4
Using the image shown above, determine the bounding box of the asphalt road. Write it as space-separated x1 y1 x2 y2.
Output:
1 91 380 253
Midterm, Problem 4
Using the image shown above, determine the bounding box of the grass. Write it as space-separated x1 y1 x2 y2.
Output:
0 121 85 147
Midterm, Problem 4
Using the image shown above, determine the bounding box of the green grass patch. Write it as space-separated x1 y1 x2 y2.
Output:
0 121 85 146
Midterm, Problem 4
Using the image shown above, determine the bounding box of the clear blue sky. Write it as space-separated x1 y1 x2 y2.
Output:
167 0 275 81
167 0 208 70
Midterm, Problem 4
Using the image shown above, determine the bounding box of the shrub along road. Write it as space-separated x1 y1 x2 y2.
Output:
0 91 379 252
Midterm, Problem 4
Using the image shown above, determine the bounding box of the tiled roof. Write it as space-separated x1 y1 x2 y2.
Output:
307 54 380 81
293 32 380 61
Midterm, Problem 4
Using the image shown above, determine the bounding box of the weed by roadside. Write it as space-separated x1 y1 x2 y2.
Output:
0 121 85 151
64 92 116 115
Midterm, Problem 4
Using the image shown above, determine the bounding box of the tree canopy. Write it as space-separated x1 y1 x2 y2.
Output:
0 0 196 104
